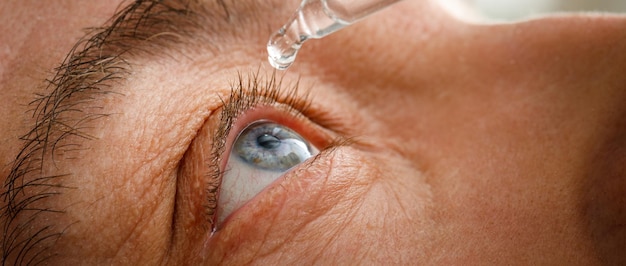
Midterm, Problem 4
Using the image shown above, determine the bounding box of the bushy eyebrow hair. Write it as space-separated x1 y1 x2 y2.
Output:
0 0 236 263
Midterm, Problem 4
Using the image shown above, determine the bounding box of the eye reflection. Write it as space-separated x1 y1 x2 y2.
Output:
217 121 318 226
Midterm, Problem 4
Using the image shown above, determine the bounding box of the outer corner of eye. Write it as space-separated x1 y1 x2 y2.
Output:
215 120 319 227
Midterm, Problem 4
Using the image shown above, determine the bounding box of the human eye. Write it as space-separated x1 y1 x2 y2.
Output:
206 73 335 230
217 120 319 225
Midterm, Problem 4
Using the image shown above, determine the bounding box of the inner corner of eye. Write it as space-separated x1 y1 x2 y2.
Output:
215 120 318 226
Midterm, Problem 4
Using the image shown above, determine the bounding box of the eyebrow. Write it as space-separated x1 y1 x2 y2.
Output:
1 0 269 263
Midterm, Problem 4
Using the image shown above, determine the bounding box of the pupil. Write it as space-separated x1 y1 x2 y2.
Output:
257 134 281 149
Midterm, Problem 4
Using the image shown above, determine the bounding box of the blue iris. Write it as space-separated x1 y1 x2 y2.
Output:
234 121 314 171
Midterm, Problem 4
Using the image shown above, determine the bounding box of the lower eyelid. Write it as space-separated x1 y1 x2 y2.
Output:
205 145 366 261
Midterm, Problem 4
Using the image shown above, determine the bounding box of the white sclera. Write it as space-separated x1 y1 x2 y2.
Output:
216 123 319 226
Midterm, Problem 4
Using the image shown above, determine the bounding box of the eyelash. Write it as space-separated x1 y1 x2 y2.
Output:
203 71 330 228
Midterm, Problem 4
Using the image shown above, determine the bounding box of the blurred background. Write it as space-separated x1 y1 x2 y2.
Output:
437 0 626 23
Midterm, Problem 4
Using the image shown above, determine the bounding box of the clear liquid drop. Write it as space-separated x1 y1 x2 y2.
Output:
267 27 303 70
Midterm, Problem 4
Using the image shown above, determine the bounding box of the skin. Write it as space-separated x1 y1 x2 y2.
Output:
1 0 625 264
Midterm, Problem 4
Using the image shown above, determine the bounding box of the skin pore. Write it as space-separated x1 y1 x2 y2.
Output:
1 0 625 264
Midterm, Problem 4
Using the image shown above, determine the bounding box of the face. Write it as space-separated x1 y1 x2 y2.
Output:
1 0 625 264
